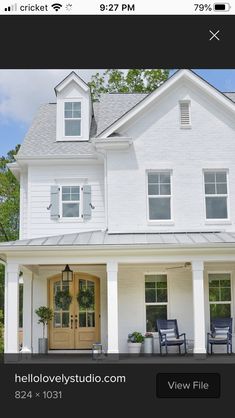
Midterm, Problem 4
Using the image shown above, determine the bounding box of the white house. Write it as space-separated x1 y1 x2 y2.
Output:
1 69 235 354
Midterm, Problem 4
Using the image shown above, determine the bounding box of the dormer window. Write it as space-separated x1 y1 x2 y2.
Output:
55 72 90 141
64 101 81 137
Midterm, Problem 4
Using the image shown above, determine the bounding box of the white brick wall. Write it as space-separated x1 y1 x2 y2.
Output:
19 79 235 237
117 266 194 352
107 82 235 232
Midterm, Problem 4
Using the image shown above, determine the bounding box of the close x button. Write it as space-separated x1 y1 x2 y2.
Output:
156 373 220 398
209 29 221 41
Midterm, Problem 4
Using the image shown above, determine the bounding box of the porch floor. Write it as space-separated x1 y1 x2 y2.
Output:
4 353 235 364
48 350 92 354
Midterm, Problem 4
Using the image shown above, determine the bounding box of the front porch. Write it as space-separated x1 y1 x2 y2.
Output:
2 230 235 355
4 259 235 355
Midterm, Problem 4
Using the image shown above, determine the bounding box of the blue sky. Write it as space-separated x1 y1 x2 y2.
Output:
0 69 235 157
0 119 28 157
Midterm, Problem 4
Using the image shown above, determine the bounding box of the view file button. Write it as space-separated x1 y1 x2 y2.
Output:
156 373 220 398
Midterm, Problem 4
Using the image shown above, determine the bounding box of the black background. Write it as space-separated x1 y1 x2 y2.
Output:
1 362 235 411
0 15 234 68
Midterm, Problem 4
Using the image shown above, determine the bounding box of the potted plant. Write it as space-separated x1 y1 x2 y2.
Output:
144 332 153 354
127 331 144 354
35 306 53 354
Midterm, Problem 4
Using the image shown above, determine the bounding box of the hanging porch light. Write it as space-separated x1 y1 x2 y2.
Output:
62 264 73 282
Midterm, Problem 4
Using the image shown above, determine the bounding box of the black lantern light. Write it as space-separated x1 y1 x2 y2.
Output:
62 264 73 282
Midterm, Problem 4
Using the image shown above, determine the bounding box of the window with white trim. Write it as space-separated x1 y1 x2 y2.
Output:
64 101 81 136
61 186 81 218
145 274 168 332
179 101 191 127
204 171 228 219
209 273 231 320
148 171 171 220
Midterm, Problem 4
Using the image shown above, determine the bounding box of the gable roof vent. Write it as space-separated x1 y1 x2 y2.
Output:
179 101 191 128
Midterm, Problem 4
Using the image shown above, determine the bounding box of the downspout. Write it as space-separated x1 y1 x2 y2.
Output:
103 149 108 230
92 147 108 352
95 147 108 231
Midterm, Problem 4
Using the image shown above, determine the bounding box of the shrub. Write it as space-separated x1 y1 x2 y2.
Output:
127 331 144 343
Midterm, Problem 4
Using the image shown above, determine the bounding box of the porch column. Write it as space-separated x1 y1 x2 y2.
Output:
107 261 119 354
192 260 206 354
22 269 33 353
4 262 20 353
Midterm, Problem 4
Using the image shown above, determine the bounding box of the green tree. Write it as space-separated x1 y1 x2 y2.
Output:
0 144 20 321
0 144 20 242
88 69 169 101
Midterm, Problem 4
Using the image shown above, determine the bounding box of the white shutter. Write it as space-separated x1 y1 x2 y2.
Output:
180 101 191 127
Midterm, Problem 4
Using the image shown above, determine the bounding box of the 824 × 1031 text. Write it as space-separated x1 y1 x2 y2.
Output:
14 391 63 400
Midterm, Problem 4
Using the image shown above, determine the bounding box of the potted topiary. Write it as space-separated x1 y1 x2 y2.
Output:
127 331 144 354
35 306 53 354
144 332 153 354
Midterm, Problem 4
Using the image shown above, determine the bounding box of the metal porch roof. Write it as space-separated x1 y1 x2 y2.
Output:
1 230 235 248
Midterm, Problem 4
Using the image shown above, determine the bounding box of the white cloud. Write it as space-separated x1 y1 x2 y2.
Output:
0 69 102 124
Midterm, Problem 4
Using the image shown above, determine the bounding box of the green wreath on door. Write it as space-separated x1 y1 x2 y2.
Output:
55 289 72 310
77 288 94 309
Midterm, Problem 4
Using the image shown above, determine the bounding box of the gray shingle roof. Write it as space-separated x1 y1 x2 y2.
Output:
95 93 147 136
224 93 235 102
16 94 147 158
16 90 235 159
17 104 95 158
2 231 235 248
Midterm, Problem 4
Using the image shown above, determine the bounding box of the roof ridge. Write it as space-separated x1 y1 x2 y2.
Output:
107 92 148 95
89 230 231 234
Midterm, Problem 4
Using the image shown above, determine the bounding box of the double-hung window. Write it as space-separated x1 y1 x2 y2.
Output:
204 171 228 219
145 274 168 332
209 273 232 320
64 101 81 136
61 186 80 218
148 171 171 220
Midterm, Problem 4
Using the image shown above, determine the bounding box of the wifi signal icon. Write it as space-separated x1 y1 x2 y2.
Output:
51 3 62 11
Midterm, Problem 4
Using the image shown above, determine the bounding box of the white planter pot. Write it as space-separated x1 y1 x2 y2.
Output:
127 342 142 354
144 338 153 354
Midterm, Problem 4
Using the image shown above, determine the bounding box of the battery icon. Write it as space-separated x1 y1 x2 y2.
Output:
213 3 231 10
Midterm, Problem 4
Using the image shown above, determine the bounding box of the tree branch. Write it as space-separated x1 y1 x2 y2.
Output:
0 222 9 241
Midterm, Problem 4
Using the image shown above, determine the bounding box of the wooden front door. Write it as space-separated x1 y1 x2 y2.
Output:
49 273 100 349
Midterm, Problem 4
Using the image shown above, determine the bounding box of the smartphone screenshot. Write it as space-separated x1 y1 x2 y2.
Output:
0 0 235 413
